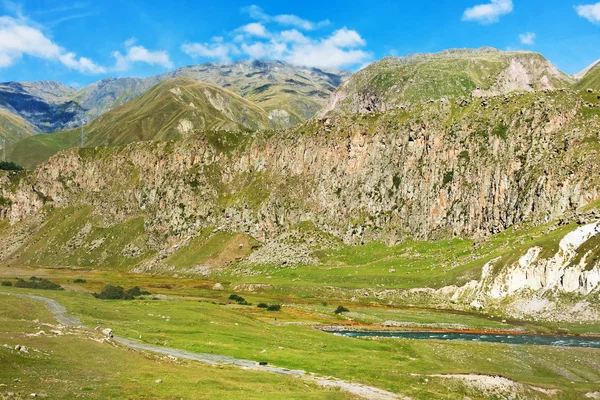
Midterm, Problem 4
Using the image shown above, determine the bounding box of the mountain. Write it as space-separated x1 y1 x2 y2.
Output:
154 61 350 125
0 81 81 133
575 59 600 91
0 108 38 145
320 48 572 116
0 61 350 133
8 78 280 168
2 87 600 315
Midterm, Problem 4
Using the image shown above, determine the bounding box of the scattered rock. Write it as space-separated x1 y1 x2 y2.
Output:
212 282 224 291
95 327 114 338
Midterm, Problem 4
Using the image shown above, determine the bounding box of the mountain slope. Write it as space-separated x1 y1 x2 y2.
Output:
0 61 349 133
0 81 81 133
0 108 38 145
2 88 600 321
3 89 599 250
8 78 279 168
320 48 572 116
155 60 350 125
575 60 600 91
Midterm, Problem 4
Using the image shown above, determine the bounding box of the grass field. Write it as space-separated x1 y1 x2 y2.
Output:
0 293 357 399
1 267 600 399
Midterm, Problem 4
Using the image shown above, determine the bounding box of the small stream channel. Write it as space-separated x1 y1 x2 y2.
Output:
330 331 600 348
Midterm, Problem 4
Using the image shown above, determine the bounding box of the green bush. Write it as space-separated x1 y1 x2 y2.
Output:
267 304 281 311
73 278 87 284
94 285 150 300
334 305 350 314
257 303 269 308
1 281 12 287
229 294 247 304
125 286 142 297
94 285 130 300
0 161 23 171
13 277 63 290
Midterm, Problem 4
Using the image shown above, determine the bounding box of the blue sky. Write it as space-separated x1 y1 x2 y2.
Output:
0 0 599 87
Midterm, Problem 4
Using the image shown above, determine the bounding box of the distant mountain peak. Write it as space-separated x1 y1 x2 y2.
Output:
0 61 350 133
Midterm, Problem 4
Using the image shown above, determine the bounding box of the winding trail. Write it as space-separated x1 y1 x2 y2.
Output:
3 292 407 400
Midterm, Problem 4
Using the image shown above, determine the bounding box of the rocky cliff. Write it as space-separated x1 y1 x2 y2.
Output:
2 89 599 249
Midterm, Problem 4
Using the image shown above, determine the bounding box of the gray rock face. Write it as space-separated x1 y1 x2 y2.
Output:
2 90 599 257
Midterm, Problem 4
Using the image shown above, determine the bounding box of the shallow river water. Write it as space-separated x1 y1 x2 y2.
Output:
330 331 600 348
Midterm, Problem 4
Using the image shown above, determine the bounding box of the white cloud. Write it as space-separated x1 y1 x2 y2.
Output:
182 39 239 63
462 0 514 24
519 32 536 45
0 15 105 73
279 29 309 44
281 28 370 69
326 28 366 47
184 25 370 70
59 52 106 74
576 2 600 23
243 5 329 31
113 40 173 71
239 22 269 38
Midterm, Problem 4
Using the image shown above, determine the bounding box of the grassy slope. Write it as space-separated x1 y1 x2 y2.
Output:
8 78 278 168
0 109 37 146
324 49 572 115
7 130 79 169
82 79 277 148
166 61 345 124
575 64 600 91
0 294 351 400
6 206 152 270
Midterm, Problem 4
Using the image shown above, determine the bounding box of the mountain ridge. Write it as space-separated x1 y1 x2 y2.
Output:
320 48 574 116
0 60 351 133
7 78 282 168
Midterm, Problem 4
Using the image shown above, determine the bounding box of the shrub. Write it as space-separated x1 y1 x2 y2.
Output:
125 286 142 297
94 285 150 300
73 278 87 284
0 161 24 171
94 285 128 300
229 294 247 304
334 305 350 314
13 278 63 290
257 303 269 308
1 281 12 287
267 304 281 311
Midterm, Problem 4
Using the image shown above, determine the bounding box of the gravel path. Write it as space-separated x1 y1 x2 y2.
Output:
3 292 408 400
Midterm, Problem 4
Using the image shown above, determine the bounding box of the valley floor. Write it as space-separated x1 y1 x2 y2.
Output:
1 266 600 399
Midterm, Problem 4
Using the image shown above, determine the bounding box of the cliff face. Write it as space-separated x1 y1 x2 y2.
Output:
3 90 600 252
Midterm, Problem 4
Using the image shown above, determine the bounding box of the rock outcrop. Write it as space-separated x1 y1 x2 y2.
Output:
2 90 599 253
